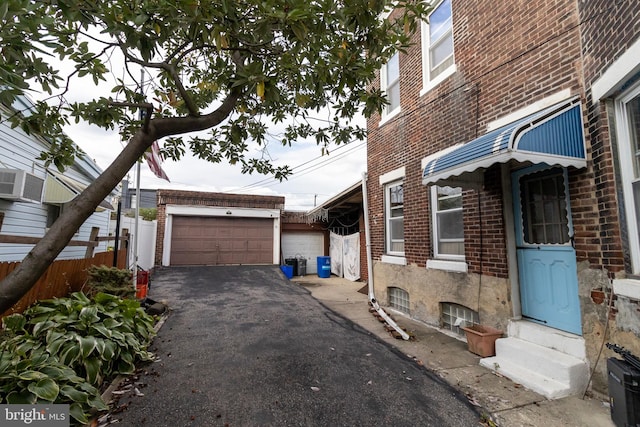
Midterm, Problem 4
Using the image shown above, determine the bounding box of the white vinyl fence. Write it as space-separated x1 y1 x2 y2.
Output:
111 217 157 271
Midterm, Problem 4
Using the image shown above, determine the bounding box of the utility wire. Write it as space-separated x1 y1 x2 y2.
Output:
227 139 366 193
229 142 365 193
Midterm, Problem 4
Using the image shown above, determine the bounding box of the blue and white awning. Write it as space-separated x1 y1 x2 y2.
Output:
422 99 586 187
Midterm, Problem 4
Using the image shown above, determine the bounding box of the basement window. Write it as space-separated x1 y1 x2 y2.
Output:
441 302 478 336
388 287 410 314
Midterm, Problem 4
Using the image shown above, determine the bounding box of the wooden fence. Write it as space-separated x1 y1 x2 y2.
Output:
0 227 130 319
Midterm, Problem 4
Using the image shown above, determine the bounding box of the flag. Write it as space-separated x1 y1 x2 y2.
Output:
144 141 170 181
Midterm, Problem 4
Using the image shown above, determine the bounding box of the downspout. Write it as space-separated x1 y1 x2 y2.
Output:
362 172 410 341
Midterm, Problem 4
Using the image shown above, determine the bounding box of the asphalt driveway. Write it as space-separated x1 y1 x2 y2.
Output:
108 265 480 426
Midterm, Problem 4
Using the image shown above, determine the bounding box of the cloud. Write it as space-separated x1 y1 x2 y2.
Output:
65 121 366 211
32 30 368 212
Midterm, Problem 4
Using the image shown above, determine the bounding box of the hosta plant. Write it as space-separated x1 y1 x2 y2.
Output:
0 332 108 424
1 292 157 424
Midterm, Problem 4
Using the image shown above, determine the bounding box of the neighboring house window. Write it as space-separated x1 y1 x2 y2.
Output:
46 204 61 229
431 185 464 259
381 52 400 117
385 181 404 255
421 0 455 92
46 204 78 235
615 82 640 275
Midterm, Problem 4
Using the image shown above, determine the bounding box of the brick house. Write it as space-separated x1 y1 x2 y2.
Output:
367 0 639 399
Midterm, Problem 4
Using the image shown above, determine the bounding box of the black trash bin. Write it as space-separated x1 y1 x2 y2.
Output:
296 257 307 276
607 357 640 427
285 257 298 277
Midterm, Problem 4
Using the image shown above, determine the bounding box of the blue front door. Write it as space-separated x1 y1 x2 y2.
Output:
512 166 582 335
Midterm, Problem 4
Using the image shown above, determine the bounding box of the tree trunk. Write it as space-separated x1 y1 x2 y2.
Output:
0 130 155 312
0 91 239 313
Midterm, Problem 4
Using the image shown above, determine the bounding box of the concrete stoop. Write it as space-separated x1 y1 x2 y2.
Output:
479 320 589 400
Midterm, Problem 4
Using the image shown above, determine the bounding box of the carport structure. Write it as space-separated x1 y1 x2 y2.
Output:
155 190 284 266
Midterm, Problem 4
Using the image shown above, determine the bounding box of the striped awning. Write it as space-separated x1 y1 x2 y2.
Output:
44 171 114 210
422 99 586 187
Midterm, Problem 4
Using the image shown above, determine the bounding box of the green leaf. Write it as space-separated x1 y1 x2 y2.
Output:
2 314 26 332
59 385 89 403
27 378 59 401
33 320 56 337
6 390 37 404
79 306 100 323
102 340 117 360
39 365 78 381
88 394 109 411
59 343 80 366
46 335 71 356
78 336 97 358
83 357 102 385
17 370 48 381
69 402 89 424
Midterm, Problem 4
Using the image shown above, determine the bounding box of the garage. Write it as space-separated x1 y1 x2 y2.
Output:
170 216 274 266
281 232 325 274
156 190 284 267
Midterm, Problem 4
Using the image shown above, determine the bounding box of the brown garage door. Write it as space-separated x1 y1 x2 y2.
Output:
170 216 274 266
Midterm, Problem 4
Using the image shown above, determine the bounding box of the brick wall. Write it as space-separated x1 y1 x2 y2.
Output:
367 0 589 279
579 0 639 275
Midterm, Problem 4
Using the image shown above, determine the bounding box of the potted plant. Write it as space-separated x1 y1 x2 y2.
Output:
460 323 503 357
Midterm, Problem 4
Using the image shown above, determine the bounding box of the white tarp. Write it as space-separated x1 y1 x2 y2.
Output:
329 231 360 281
330 232 343 277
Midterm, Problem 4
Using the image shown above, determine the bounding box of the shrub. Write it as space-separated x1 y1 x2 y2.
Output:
84 265 134 299
0 292 156 424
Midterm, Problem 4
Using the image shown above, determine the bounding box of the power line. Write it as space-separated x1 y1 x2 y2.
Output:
227 139 366 193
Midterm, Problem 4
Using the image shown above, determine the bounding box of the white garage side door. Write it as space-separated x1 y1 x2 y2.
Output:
281 232 324 275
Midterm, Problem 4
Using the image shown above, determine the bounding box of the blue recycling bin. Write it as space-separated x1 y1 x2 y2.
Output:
317 256 331 278
280 264 294 279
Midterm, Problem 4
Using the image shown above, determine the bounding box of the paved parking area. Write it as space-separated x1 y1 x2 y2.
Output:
109 265 480 426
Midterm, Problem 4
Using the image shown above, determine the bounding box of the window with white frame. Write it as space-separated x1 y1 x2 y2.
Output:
615 82 640 275
385 181 404 255
431 185 464 259
381 52 400 117
421 0 455 91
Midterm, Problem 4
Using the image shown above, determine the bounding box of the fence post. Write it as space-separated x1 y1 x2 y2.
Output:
122 228 130 270
85 227 100 259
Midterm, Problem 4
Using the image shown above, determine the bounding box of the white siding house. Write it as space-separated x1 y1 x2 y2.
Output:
0 96 114 262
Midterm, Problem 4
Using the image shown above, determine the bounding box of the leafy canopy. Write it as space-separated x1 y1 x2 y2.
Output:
1 0 428 176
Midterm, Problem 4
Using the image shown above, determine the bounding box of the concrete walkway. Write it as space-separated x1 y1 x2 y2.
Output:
292 274 615 427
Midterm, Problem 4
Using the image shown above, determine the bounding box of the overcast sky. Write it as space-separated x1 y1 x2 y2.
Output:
28 26 368 212
66 118 367 211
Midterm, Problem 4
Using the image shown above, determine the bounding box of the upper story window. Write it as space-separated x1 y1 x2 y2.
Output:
385 180 404 255
615 82 640 275
381 52 400 118
431 185 464 260
421 0 456 93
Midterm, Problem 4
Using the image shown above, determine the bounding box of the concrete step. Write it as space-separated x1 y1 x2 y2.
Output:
507 320 586 359
480 337 589 399
480 355 572 399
